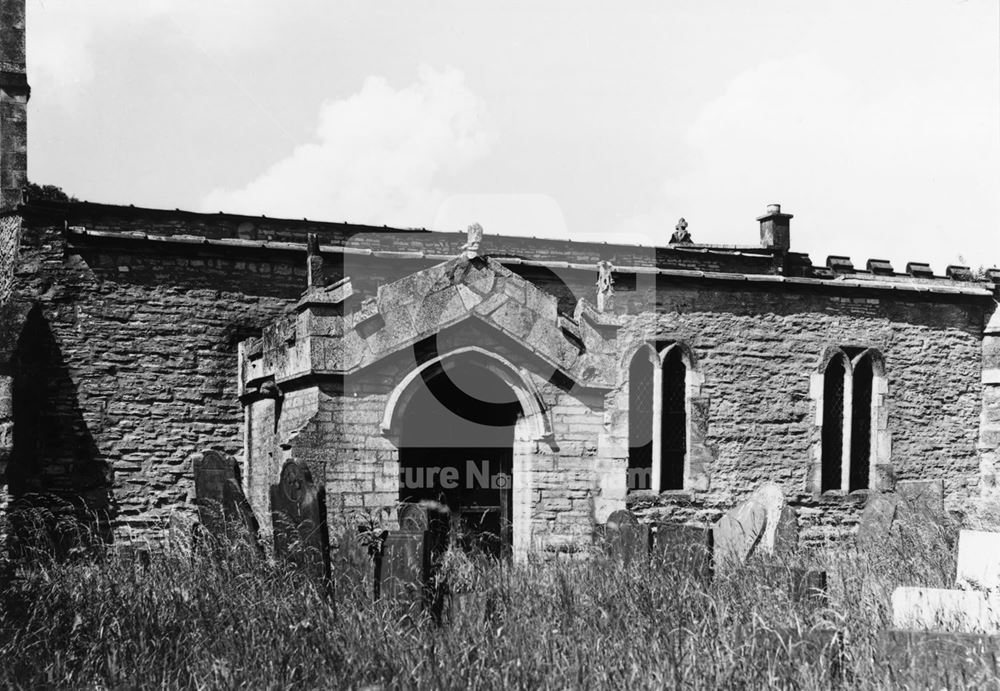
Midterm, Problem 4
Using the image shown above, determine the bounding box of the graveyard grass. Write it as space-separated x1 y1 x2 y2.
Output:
0 505 990 690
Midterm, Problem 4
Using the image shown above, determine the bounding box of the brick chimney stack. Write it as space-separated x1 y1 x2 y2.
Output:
0 0 29 211
757 203 792 252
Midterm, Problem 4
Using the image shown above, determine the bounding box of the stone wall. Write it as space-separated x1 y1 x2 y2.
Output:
5 211 995 546
0 0 29 211
612 287 986 541
0 214 19 304
8 223 306 535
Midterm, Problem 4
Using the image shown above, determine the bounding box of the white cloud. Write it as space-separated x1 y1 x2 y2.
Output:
27 0 282 99
617 54 1000 269
202 66 494 227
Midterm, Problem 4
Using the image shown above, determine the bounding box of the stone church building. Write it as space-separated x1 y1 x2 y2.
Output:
1 0 999 559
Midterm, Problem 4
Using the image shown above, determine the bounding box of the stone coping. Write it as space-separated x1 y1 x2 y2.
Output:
65 227 994 299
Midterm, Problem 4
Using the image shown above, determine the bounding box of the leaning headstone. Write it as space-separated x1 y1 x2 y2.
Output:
604 509 650 565
859 481 946 547
652 522 713 581
714 482 791 566
714 500 766 566
376 531 433 617
897 479 945 518
756 483 791 555
769 504 799 555
957 530 1000 592
270 460 329 582
192 450 259 542
857 492 899 546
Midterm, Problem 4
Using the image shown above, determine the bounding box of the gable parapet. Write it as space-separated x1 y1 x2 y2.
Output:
240 253 623 396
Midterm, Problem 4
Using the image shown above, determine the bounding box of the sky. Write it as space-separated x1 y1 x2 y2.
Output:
24 0 1000 271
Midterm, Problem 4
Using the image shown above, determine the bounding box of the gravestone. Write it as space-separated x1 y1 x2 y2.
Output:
770 505 799 554
604 509 650 565
858 481 946 547
892 586 1000 634
714 482 793 566
714 500 766 565
651 522 713 581
270 460 329 581
857 492 898 546
956 529 1000 591
398 502 447 559
398 502 430 532
897 479 945 517
376 531 433 616
192 450 259 542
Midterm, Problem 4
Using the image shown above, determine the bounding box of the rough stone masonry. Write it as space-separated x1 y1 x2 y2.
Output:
0 0 998 563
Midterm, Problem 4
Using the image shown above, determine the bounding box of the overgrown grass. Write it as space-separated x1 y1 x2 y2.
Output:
0 508 989 690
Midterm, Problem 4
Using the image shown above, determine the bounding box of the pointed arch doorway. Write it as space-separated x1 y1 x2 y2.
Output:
398 359 521 558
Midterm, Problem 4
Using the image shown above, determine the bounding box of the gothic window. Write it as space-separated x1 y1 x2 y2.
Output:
660 347 687 490
627 342 701 493
850 352 874 492
820 355 847 492
628 349 655 491
817 347 886 493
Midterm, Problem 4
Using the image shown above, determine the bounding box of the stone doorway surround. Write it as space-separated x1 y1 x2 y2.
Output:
238 234 621 561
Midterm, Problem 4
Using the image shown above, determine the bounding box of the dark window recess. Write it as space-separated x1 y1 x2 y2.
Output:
821 359 845 492
660 348 687 490
628 352 654 491
850 356 873 491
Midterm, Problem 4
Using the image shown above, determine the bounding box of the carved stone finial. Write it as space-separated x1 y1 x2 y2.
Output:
596 260 614 312
464 223 484 258
670 217 692 245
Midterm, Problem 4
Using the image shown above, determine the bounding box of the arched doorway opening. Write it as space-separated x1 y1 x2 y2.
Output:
398 361 521 558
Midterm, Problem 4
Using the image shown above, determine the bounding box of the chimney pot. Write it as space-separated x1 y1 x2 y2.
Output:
756 203 793 252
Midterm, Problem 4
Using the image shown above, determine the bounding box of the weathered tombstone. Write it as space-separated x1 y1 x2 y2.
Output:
770 505 799 555
714 500 766 566
398 502 430 532
891 586 1000 634
270 460 329 582
651 522 713 581
715 482 795 566
376 531 433 617
398 501 448 559
859 481 946 547
604 509 650 565
755 483 789 554
896 479 945 518
957 530 1000 592
857 492 898 546
192 450 259 544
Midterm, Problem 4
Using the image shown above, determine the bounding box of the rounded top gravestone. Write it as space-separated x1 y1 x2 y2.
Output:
398 502 430 532
607 509 638 529
280 460 309 504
